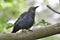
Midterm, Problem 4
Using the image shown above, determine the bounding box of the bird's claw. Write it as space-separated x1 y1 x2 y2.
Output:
28 30 33 32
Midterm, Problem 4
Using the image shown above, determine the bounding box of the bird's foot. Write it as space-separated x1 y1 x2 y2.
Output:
28 30 33 32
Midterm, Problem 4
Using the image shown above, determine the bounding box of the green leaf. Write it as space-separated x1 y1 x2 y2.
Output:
6 23 14 29
4 0 13 3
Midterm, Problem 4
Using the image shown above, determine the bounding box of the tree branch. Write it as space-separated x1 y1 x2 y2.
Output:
0 23 60 40
47 5 60 14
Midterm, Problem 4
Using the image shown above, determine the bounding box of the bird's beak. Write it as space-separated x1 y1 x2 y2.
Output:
35 6 39 9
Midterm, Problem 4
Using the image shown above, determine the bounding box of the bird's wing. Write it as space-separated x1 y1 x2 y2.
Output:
14 12 27 25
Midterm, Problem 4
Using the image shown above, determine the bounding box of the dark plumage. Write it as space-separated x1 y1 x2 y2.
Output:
12 6 39 33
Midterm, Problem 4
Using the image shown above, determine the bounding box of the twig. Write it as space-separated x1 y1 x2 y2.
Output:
47 5 60 14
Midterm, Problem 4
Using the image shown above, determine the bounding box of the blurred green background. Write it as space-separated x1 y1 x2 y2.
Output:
0 0 28 33
0 0 60 40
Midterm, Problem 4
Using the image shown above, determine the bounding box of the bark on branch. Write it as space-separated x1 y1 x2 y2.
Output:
0 23 60 40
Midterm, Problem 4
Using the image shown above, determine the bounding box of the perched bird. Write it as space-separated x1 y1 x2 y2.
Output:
12 6 39 33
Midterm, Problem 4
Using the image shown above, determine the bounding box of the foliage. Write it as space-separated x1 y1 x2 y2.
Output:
0 0 28 33
35 19 51 26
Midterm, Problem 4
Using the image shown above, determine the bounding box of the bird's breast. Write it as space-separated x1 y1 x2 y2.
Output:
19 16 34 29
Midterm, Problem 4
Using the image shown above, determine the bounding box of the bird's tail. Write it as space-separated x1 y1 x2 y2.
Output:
11 26 21 33
11 26 17 33
11 30 16 33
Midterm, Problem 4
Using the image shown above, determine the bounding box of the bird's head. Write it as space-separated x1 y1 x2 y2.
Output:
28 6 39 12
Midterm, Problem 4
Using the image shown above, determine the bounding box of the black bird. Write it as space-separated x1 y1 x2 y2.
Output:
12 6 39 33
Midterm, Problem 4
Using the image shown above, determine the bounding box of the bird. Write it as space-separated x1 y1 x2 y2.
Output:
12 6 39 33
